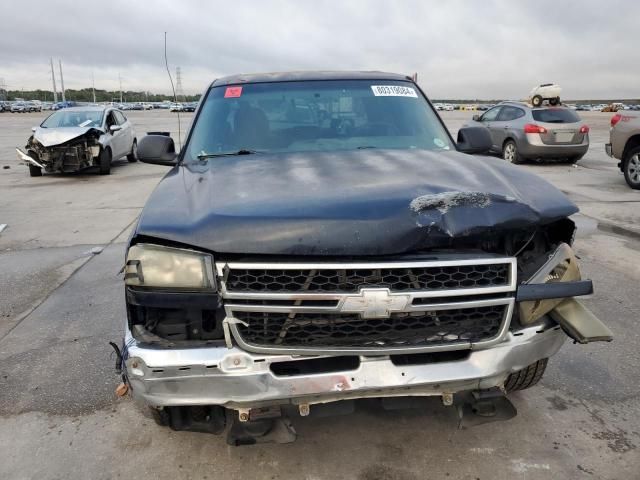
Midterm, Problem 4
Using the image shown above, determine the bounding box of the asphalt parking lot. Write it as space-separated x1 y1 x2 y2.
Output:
1 109 639 480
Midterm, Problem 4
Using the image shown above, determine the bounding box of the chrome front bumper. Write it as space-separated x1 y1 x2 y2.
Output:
125 322 565 409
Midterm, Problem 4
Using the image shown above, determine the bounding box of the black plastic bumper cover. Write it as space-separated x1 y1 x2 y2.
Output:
516 280 593 302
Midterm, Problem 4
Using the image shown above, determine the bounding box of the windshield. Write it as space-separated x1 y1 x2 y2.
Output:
532 108 580 124
186 80 453 159
41 110 104 128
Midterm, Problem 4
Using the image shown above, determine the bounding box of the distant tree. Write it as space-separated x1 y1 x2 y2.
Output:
7 88 200 102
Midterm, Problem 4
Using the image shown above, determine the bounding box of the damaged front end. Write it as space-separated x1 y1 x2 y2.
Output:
17 128 102 174
117 150 613 443
118 215 611 444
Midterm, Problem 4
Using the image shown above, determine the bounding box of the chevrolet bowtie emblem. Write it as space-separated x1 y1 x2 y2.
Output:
340 288 411 318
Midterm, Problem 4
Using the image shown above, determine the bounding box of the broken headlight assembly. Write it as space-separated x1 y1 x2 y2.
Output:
518 243 585 325
124 244 215 290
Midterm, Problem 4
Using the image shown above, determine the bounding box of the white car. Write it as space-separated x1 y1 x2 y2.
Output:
529 83 562 107
16 106 137 176
443 104 455 111
433 103 444 111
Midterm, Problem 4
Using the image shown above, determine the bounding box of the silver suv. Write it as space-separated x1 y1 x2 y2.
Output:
467 101 589 164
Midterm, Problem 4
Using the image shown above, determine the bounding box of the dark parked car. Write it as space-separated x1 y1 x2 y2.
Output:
182 102 197 112
51 101 76 110
121 71 610 444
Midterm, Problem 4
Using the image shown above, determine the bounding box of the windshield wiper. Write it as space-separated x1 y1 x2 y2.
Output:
357 145 377 149
197 149 260 160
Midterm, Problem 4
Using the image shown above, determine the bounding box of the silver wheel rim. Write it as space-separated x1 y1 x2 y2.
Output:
629 154 640 184
504 143 516 162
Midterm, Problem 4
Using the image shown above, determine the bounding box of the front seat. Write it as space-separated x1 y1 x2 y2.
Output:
233 105 270 148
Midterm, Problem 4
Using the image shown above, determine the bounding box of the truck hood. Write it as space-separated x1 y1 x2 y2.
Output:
135 149 578 256
33 127 103 147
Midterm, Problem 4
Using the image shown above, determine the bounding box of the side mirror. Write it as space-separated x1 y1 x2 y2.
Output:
31 126 37 132
457 126 492 154
137 134 178 166
472 114 481 122
109 125 122 133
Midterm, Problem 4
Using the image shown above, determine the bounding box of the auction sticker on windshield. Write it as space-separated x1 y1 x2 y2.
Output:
224 86 243 98
371 85 418 97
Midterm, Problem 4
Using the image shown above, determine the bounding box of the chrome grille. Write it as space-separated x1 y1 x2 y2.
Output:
225 264 510 293
217 257 516 355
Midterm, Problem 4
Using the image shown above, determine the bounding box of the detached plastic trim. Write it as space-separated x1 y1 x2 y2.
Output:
126 287 221 309
516 280 593 302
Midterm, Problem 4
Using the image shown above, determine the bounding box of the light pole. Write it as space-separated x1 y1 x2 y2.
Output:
58 60 66 102
50 58 58 103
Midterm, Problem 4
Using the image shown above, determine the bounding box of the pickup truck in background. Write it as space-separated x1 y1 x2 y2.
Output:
607 111 640 189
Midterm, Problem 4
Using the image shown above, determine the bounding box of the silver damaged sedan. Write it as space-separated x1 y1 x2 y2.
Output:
16 106 137 176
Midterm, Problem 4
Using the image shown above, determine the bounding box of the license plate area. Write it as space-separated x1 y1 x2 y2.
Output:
554 131 575 143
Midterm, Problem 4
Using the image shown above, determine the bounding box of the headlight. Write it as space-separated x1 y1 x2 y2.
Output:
124 244 214 290
519 243 581 325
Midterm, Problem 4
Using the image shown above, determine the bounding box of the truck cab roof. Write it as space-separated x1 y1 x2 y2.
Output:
211 70 411 87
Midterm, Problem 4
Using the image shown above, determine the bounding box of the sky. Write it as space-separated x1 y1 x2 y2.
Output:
0 0 637 99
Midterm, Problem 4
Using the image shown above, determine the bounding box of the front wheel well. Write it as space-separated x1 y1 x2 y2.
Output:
623 134 640 160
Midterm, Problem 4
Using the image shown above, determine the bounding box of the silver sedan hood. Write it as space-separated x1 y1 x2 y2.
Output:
33 127 104 147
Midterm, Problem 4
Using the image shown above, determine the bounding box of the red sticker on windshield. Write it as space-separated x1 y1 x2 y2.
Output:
224 86 243 98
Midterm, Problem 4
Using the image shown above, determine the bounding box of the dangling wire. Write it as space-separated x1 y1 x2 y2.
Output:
164 31 181 149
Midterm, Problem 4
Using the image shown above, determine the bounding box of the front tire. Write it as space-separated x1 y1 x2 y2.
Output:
28 152 42 177
531 95 543 107
623 147 640 190
502 140 524 164
28 164 42 177
98 148 112 175
568 154 584 164
505 358 548 392
127 139 138 163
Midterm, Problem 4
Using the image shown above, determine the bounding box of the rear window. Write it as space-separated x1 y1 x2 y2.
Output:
532 108 580 123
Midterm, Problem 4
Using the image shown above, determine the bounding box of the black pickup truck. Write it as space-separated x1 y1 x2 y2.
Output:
120 71 611 445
